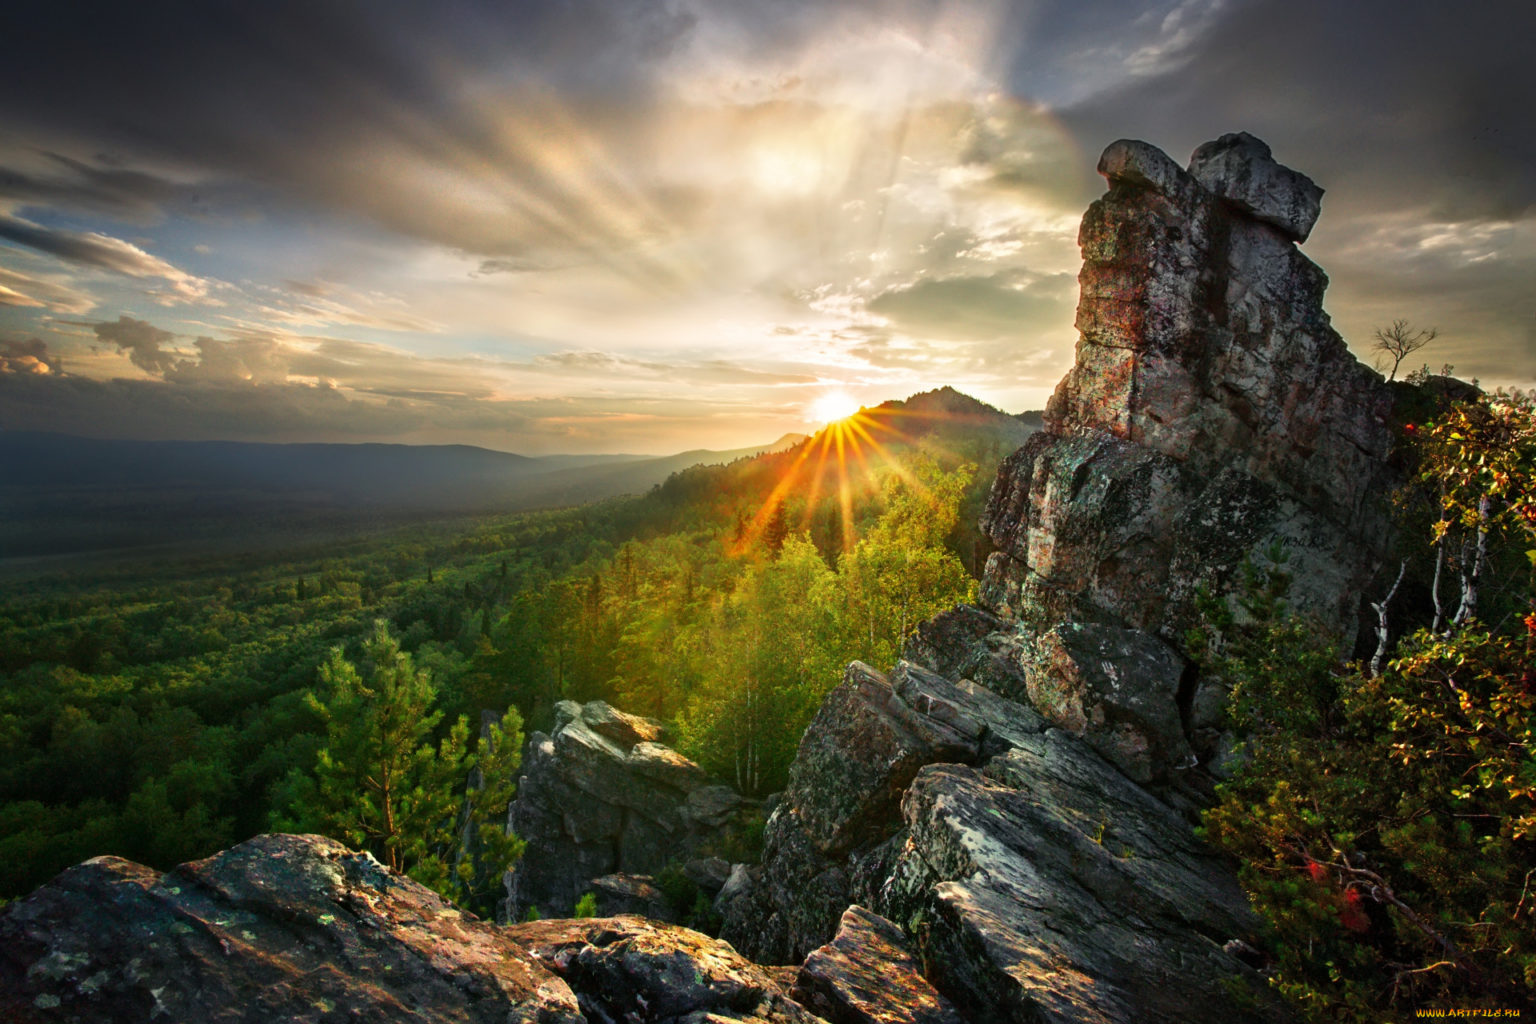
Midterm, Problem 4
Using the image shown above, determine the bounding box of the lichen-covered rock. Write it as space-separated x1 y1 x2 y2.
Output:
983 134 1398 655
792 906 963 1024
786 662 974 859
722 662 1045 963
882 738 1284 1024
1022 621 1191 784
1188 132 1323 242
0 833 585 1024
902 604 1037 700
505 915 822 1024
505 700 748 921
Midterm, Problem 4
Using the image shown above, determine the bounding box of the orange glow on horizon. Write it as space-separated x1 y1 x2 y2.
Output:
728 401 962 558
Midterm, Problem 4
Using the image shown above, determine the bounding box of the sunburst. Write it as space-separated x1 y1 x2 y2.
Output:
809 390 861 425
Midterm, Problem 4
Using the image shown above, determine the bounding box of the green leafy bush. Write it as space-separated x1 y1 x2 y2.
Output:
1196 390 1536 1019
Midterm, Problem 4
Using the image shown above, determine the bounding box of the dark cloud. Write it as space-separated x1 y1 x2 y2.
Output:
90 315 181 375
1058 0 1536 222
0 153 203 223
0 363 767 451
0 338 60 375
0 213 207 299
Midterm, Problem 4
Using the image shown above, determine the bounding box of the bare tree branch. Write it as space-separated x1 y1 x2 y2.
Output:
1374 319 1439 381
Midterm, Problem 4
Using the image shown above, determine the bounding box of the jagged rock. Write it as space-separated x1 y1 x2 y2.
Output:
1188 132 1323 242
984 134 1398 655
0 833 585 1024
891 660 1045 757
881 738 1284 1024
505 701 746 921
630 742 711 793
1022 621 1191 784
792 906 963 1024
903 604 1035 700
590 873 676 921
786 662 973 859
723 662 1045 963
505 915 822 1024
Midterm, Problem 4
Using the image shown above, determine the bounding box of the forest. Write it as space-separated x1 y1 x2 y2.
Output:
0 388 1031 901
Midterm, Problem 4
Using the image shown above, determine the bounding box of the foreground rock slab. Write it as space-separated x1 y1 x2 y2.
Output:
0 833 584 1024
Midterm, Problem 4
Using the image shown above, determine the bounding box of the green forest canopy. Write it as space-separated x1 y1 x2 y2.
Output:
0 401 1019 899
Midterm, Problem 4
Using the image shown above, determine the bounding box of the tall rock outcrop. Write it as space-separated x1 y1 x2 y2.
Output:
982 132 1396 654
505 699 749 921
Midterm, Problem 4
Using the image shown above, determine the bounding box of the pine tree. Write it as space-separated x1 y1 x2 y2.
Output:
276 621 525 903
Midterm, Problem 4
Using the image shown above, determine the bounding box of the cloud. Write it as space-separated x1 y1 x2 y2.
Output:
0 213 209 302
0 152 198 223
0 338 61 375
90 315 181 374
0 265 96 314
868 271 1076 342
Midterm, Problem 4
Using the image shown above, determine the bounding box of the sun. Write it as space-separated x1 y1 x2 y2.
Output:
809 390 861 425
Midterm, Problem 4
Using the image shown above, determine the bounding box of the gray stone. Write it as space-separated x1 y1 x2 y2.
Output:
1188 131 1323 242
0 834 586 1024
786 661 973 858
580 699 668 747
503 704 747 922
884 740 1284 1024
687 785 745 827
1021 622 1191 784
589 873 675 921
504 916 819 1024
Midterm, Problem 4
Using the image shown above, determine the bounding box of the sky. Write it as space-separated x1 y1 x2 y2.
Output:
0 0 1531 455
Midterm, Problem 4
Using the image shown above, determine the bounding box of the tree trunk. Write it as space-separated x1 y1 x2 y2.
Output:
1370 560 1407 678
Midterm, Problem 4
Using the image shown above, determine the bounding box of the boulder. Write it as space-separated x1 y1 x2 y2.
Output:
504 701 747 921
582 699 669 747
589 873 676 921
505 915 821 1024
1188 131 1323 242
786 662 974 858
792 906 963 1024
722 662 1045 963
685 855 734 897
0 834 585 1024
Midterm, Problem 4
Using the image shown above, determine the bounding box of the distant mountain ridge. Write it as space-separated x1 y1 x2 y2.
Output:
0 390 1024 563
0 430 805 560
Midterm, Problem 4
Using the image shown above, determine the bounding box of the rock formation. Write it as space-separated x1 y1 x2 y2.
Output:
1 833 954 1024
984 131 1395 654
505 699 748 920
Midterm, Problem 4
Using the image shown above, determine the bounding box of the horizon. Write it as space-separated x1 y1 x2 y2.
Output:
2 1 1533 455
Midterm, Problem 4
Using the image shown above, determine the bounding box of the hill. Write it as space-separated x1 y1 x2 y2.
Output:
0 431 803 562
